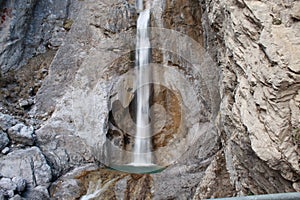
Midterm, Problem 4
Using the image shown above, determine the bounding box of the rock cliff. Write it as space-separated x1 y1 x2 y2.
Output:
0 0 299 199
203 0 300 195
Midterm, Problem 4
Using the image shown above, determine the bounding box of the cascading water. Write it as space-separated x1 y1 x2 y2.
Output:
131 0 153 166
135 0 144 11
108 0 167 174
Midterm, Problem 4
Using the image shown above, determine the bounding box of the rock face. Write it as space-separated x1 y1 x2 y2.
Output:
202 0 300 194
0 0 299 199
0 0 79 72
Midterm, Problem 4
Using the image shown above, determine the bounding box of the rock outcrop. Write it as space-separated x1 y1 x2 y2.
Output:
0 0 79 72
202 0 300 194
0 0 299 199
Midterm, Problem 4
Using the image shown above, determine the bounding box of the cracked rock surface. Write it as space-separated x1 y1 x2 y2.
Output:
0 0 299 199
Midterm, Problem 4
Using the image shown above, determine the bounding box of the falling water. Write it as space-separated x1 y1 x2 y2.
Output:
136 0 144 11
132 1 152 166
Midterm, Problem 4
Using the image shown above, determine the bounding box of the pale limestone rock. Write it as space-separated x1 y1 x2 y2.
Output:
0 0 298 198
0 147 52 186
7 123 35 146
0 131 9 151
0 113 18 132
291 2 300 21
12 177 26 193
214 0 300 193
0 178 17 192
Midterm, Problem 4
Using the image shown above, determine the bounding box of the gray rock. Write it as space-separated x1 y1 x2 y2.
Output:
36 122 95 178
23 186 49 200
9 194 23 200
0 0 81 72
203 0 300 194
0 131 9 151
36 1 220 199
12 177 26 193
50 179 83 199
5 190 14 198
7 124 35 146
1 147 10 155
0 0 38 72
0 178 17 191
0 147 52 187
0 113 18 132
18 99 34 108
1 0 298 199
49 164 98 199
0 192 4 200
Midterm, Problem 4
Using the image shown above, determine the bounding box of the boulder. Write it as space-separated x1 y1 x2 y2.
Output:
0 113 18 132
12 177 26 193
0 178 17 192
0 147 52 187
22 186 50 200
0 131 9 151
7 124 35 146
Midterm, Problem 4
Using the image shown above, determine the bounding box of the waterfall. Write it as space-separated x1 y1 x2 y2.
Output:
136 0 144 11
131 3 153 166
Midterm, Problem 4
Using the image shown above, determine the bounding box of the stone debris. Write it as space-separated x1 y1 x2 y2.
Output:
18 99 34 109
0 113 18 132
7 124 35 146
12 177 26 194
0 178 17 192
0 147 52 187
9 194 23 200
1 147 10 155
22 186 50 200
0 131 9 151
0 177 26 199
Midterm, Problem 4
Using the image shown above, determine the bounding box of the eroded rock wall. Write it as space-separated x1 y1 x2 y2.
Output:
0 0 299 199
201 0 300 195
0 0 79 72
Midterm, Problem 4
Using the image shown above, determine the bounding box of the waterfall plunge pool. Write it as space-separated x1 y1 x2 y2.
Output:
107 164 167 174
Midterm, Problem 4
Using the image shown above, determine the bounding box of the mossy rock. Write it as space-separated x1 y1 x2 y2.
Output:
63 19 74 31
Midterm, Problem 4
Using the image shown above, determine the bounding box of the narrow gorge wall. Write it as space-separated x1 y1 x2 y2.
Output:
202 0 300 195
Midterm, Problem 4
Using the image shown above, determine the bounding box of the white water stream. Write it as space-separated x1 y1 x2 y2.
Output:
131 1 153 166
